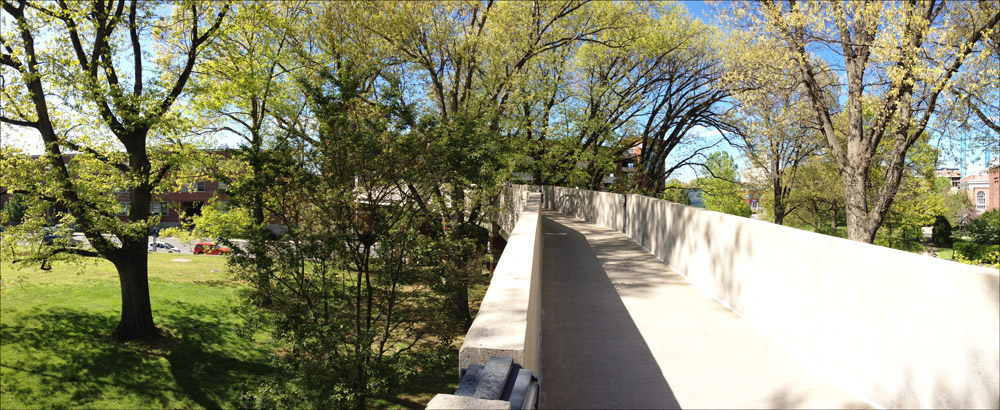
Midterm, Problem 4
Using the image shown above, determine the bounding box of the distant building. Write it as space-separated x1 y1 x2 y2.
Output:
959 173 991 214
115 180 229 228
934 167 962 188
0 151 249 229
741 189 762 212
989 159 999 212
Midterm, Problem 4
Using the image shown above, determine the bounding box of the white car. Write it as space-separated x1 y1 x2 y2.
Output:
148 242 180 253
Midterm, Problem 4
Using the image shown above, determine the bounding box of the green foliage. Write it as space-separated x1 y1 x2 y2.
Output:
931 215 954 248
875 136 946 251
0 254 273 409
954 241 1000 265
967 209 1000 246
209 67 459 409
781 155 846 232
1 0 230 340
660 180 692 205
935 178 977 227
1 193 27 226
695 152 751 217
717 1 999 242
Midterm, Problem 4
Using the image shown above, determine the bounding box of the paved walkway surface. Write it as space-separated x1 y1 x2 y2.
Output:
538 211 871 409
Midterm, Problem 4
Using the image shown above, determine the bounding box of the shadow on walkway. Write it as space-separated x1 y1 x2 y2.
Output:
540 213 681 409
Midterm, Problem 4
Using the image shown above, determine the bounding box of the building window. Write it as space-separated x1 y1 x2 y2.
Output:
119 202 129 216
196 181 207 192
217 180 228 189
150 202 169 216
977 191 986 210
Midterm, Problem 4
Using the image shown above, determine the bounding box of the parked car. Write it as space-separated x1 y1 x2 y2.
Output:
42 233 82 247
193 242 230 255
148 242 180 253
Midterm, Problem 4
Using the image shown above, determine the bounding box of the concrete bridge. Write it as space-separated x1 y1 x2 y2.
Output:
427 185 1000 410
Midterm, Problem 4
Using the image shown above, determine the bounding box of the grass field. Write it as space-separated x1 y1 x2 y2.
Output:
1 253 274 409
1 253 478 409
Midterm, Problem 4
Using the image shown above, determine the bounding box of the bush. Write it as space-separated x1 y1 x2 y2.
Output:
931 215 953 247
967 209 1000 245
1 193 27 226
954 241 1000 264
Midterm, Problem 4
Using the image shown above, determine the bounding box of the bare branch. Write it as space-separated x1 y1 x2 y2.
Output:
0 114 37 128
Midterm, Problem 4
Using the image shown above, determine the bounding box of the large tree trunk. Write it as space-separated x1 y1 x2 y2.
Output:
451 283 473 331
772 177 786 225
107 151 160 342
110 245 159 341
842 166 880 243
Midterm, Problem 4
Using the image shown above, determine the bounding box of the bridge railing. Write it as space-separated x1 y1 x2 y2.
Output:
427 187 543 409
542 185 999 410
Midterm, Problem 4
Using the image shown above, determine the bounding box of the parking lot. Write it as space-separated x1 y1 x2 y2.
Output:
62 233 238 255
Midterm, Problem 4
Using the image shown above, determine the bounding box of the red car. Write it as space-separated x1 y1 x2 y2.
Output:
193 242 231 255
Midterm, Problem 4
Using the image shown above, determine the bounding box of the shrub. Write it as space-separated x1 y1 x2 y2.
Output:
1 193 27 226
954 242 1000 264
931 215 953 247
967 209 1000 245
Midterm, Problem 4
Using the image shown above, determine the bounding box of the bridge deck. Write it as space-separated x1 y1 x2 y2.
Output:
538 211 870 409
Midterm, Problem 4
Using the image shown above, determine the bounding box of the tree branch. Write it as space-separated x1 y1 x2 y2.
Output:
129 0 142 96
0 114 38 128
155 3 228 119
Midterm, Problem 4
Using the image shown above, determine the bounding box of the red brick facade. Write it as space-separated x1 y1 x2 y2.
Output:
114 180 229 227
989 163 999 212
2 153 244 228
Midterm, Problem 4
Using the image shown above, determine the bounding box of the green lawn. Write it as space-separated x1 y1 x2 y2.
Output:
937 247 954 260
1 252 478 409
0 253 273 410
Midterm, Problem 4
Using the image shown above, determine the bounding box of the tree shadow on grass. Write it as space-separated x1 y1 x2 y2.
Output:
1 304 273 409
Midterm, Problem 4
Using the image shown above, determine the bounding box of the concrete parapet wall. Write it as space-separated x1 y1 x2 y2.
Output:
459 191 543 374
545 186 1000 409
426 394 511 409
497 184 539 238
541 186 624 232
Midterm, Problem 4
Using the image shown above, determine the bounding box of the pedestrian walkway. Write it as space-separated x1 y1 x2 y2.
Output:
538 211 871 409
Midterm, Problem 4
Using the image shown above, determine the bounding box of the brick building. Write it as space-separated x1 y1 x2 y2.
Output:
115 180 228 228
1 152 233 228
934 167 962 189
989 159 999 212
959 173 992 215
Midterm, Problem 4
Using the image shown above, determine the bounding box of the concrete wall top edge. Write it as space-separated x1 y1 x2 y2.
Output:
626 192 998 276
458 191 542 371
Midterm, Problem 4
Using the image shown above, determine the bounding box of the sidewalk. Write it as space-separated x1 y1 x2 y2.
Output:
538 211 871 409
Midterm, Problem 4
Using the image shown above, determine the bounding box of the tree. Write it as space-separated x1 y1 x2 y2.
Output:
874 135 946 251
226 66 454 409
694 151 751 217
783 154 846 234
1 192 27 225
0 0 227 341
718 31 825 225
934 177 976 228
356 1 609 328
721 1 1000 242
932 215 953 248
630 20 730 195
660 179 692 205
936 3 1000 166
187 1 313 306
967 209 1000 246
